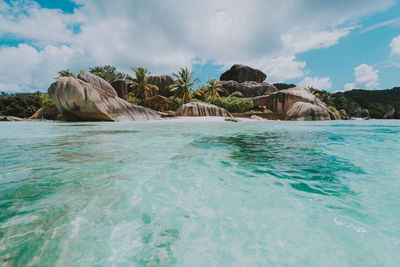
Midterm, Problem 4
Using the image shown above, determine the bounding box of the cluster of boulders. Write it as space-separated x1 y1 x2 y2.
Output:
252 87 339 120
111 75 175 100
48 72 160 122
218 64 278 97
16 63 390 122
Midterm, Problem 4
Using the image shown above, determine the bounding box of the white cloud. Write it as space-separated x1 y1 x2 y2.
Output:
0 44 82 92
298 76 332 90
344 82 355 91
0 0 395 91
282 27 353 54
390 34 400 56
344 63 379 90
359 18 400 34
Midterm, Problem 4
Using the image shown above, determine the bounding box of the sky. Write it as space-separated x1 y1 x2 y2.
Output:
0 0 399 93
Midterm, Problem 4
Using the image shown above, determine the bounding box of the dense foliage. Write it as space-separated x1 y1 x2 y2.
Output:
89 65 128 83
170 68 196 104
58 69 75 77
273 83 296 90
309 87 400 118
193 97 253 113
128 67 158 104
0 92 57 118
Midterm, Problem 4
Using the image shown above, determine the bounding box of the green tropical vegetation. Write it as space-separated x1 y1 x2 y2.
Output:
206 79 222 99
273 83 296 90
0 92 56 118
169 67 195 104
309 87 400 118
89 65 128 83
192 97 253 113
2 64 399 119
128 67 158 105
58 69 76 77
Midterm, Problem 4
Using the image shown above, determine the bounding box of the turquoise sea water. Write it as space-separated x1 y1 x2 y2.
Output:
0 120 399 266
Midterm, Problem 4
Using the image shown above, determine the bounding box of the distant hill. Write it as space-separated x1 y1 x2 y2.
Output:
308 87 400 118
343 87 400 106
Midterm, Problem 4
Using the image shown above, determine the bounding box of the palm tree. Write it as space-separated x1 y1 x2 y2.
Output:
206 78 222 99
57 69 75 77
128 67 158 105
169 67 196 104
192 83 208 100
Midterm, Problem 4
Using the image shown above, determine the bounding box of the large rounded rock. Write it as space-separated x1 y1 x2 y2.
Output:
111 79 135 100
176 102 232 117
252 87 336 120
49 77 160 121
286 102 331 121
220 64 267 83
218 80 277 97
147 75 175 97
77 71 118 96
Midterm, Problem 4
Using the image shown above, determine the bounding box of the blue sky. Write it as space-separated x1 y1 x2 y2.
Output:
0 0 399 92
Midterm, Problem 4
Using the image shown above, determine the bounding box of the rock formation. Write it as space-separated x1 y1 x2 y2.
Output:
250 115 265 120
111 79 135 100
252 87 337 120
29 107 60 120
286 102 331 121
176 102 232 117
339 109 349 120
220 64 267 83
77 71 118 96
0 116 23 121
147 75 175 97
383 106 396 119
351 102 370 118
110 75 174 99
49 77 160 121
218 81 278 97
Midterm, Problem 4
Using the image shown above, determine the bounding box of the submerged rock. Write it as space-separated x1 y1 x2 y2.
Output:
220 64 267 83
48 77 161 121
77 71 118 96
252 87 337 121
176 102 232 117
218 80 277 97
225 117 240 122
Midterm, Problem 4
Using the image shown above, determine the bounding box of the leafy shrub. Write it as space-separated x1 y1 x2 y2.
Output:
89 65 129 83
0 92 42 117
193 97 253 113
40 94 56 108
327 106 339 115
127 96 143 106
273 83 296 90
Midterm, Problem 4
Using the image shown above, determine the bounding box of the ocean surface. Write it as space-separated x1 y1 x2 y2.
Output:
0 119 399 266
